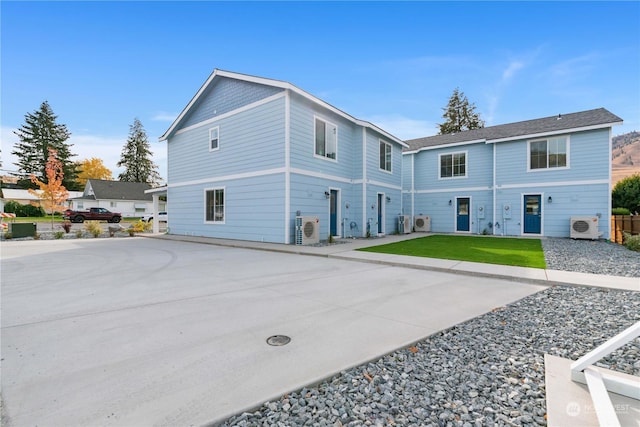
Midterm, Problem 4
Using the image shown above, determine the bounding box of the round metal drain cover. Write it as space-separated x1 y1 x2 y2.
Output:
266 335 291 346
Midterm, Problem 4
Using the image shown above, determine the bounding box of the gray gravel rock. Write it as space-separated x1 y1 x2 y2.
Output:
222 286 640 426
542 237 640 277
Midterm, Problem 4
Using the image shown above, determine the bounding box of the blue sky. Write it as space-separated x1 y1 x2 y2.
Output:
2 1 639 182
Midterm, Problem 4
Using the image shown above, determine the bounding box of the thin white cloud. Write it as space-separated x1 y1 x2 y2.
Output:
368 115 437 140
550 52 599 79
151 112 178 122
502 60 524 82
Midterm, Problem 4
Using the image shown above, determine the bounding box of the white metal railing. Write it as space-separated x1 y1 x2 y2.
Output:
570 321 640 427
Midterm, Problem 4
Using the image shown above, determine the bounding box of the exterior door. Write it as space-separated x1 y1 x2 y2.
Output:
456 197 470 232
377 193 384 234
330 189 338 236
524 195 542 234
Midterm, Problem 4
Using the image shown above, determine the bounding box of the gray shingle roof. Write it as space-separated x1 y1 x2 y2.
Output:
83 180 153 201
405 108 623 151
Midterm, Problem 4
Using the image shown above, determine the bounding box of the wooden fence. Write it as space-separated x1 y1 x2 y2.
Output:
611 215 640 244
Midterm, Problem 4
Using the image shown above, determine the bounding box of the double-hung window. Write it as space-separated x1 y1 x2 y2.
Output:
529 136 568 170
209 127 219 151
205 188 225 223
439 151 466 178
379 140 392 172
315 117 337 160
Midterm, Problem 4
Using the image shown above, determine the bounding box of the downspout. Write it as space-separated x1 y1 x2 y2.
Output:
607 127 612 239
492 143 497 235
362 127 367 237
284 90 291 243
411 153 415 220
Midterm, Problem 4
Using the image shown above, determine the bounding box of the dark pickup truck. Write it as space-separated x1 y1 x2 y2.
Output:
63 207 122 223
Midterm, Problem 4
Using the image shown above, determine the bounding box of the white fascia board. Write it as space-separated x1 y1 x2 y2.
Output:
160 69 406 146
486 122 623 144
403 139 486 155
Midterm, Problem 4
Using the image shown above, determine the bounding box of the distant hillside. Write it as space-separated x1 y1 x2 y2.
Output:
612 131 640 185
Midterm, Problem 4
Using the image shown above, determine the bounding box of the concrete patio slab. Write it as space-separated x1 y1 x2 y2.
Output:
1 238 545 426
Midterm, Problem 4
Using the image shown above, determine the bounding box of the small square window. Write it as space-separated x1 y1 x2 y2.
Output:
439 152 466 178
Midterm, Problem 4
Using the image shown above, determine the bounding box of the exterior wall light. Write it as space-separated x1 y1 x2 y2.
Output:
324 191 330 199
548 196 553 203
448 199 452 206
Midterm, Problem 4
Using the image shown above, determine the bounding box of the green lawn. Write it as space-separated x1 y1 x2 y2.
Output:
358 235 546 268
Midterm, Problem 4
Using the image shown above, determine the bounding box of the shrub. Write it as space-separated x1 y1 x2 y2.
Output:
2 201 44 217
612 207 631 215
61 221 72 233
3 200 21 214
622 232 640 252
84 221 102 238
130 220 147 233
3 232 12 240
75 229 84 238
612 174 640 213
54 231 65 239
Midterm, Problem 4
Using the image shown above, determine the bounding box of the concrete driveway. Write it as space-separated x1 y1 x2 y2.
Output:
1 238 545 426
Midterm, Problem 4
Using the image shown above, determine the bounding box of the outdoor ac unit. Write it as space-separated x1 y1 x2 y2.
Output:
295 216 319 245
414 215 431 232
398 215 411 234
570 216 601 240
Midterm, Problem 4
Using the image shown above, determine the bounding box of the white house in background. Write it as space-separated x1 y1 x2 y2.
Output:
69 179 166 217
0 188 83 213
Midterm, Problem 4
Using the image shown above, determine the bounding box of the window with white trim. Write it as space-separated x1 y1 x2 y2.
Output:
209 126 219 151
205 188 224 222
439 152 466 178
314 117 337 160
529 136 567 170
379 140 392 172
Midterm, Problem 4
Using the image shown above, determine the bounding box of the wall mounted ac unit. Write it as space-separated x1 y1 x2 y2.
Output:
398 215 411 234
570 216 601 240
295 216 319 245
414 215 431 232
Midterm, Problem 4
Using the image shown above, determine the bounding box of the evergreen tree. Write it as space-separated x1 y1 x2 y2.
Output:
438 88 485 134
117 118 161 184
12 101 79 189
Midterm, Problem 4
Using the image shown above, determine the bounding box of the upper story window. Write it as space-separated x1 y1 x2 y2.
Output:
314 117 337 160
379 140 392 172
439 151 466 178
529 136 568 170
209 126 220 151
205 187 225 223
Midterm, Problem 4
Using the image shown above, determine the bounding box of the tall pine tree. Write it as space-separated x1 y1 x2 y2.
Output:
438 88 485 135
12 101 79 189
117 118 161 184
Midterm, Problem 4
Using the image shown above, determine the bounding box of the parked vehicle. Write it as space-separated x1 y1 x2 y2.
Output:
63 207 122 223
141 211 168 222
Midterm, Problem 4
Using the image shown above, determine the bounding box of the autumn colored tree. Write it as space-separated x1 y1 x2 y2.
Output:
29 148 69 229
76 157 113 187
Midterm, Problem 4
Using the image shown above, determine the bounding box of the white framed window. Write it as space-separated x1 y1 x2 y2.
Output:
379 140 392 172
314 117 337 160
205 187 225 223
209 126 220 152
528 136 568 170
439 151 467 178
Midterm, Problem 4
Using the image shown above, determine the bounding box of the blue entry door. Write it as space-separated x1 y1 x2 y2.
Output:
524 195 542 234
377 193 384 234
330 190 338 236
456 198 470 232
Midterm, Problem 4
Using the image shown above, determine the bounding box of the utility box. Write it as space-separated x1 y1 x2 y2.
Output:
10 222 36 238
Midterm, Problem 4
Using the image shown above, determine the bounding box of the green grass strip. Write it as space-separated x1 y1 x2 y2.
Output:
358 235 546 269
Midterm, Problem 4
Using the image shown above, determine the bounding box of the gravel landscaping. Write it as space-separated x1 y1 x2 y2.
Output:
222 238 640 427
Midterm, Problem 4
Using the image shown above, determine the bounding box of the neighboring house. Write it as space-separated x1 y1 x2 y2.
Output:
1 188 83 213
403 108 623 238
160 69 408 244
69 179 166 217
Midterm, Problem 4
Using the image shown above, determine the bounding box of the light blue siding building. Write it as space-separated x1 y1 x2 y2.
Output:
403 108 623 238
160 70 407 244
